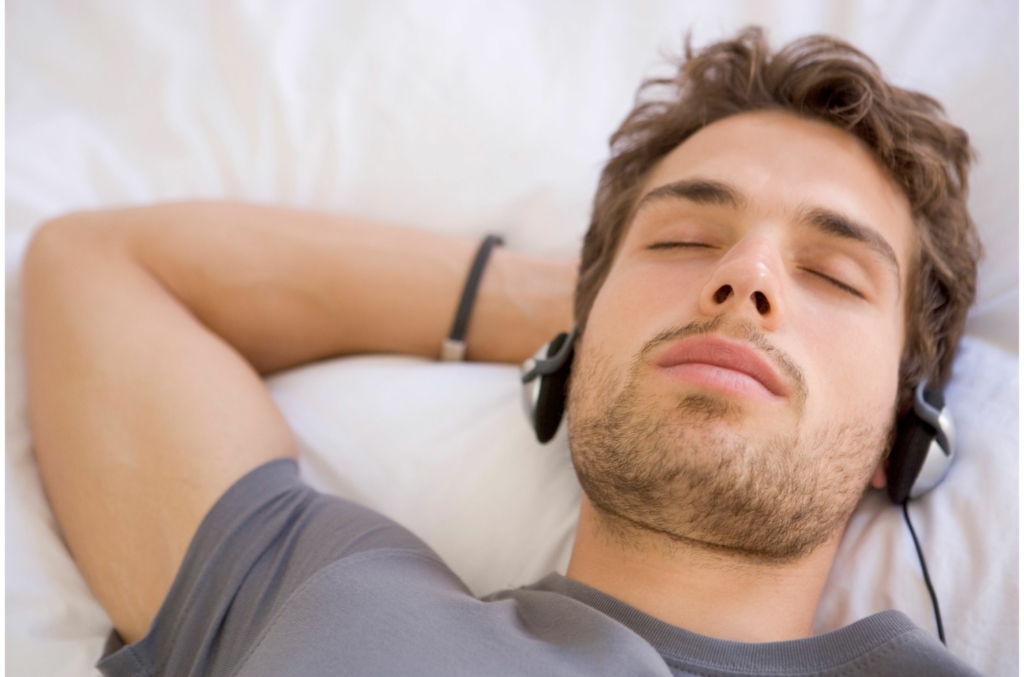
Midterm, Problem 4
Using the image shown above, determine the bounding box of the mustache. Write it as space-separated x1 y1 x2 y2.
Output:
637 314 809 403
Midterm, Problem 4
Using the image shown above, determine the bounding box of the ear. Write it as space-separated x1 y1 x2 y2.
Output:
870 459 887 489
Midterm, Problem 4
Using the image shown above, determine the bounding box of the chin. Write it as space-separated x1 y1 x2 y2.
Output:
568 379 886 563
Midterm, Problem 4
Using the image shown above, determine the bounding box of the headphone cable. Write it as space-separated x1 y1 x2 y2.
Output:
901 499 945 645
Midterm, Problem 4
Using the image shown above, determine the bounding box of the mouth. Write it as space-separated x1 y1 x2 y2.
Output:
653 334 789 401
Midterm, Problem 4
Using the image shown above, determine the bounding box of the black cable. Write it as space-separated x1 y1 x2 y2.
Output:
901 500 945 645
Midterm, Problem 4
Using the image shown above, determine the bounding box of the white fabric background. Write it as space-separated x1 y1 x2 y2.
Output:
6 1 1018 676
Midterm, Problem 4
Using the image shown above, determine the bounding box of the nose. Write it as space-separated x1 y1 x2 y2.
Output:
698 235 784 331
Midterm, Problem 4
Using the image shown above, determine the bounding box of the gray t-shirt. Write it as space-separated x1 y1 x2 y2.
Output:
97 459 982 676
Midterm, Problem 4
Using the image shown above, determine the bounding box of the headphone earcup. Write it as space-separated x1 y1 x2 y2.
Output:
886 412 937 504
532 333 570 443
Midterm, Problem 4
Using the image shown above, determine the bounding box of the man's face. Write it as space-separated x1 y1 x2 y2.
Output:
567 110 915 561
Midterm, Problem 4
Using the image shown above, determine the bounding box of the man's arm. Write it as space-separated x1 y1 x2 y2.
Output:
73 202 577 372
22 202 576 643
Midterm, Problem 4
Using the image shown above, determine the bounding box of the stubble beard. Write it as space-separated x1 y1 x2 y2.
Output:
567 329 890 564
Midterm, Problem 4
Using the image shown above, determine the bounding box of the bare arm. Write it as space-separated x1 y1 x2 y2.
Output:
22 202 576 643
96 202 577 371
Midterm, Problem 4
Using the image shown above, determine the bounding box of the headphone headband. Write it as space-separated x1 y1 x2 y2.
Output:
913 380 954 456
520 326 577 443
521 326 577 383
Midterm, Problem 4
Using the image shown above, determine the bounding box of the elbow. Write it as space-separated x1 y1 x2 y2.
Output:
22 211 123 310
25 211 120 272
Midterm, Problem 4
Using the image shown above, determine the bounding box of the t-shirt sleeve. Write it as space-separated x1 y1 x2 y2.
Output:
96 458 445 677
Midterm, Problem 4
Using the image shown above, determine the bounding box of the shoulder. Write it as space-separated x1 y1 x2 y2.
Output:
234 561 671 677
861 627 984 677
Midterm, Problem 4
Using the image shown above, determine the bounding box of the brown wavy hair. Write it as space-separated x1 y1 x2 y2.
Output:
574 27 980 400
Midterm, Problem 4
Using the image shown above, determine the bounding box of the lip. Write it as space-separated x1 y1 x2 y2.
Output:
654 335 788 399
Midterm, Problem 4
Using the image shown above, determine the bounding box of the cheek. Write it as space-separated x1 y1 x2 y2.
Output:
794 304 902 420
590 259 705 336
579 263 695 399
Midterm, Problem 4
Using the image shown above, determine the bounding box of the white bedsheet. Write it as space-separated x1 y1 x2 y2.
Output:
6 2 1018 676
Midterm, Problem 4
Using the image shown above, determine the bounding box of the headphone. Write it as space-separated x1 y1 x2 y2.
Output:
519 325 956 503
520 326 578 444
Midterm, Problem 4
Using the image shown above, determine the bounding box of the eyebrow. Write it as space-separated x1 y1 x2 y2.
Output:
631 178 902 294
633 179 745 215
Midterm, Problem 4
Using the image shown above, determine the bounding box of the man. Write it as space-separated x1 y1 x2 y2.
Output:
23 27 982 676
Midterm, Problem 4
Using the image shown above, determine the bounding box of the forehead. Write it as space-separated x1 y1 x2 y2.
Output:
635 110 916 276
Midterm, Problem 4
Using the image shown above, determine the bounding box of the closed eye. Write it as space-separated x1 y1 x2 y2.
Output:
804 268 865 299
648 241 714 250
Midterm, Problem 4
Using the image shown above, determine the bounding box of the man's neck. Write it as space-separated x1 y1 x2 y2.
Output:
564 496 841 643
